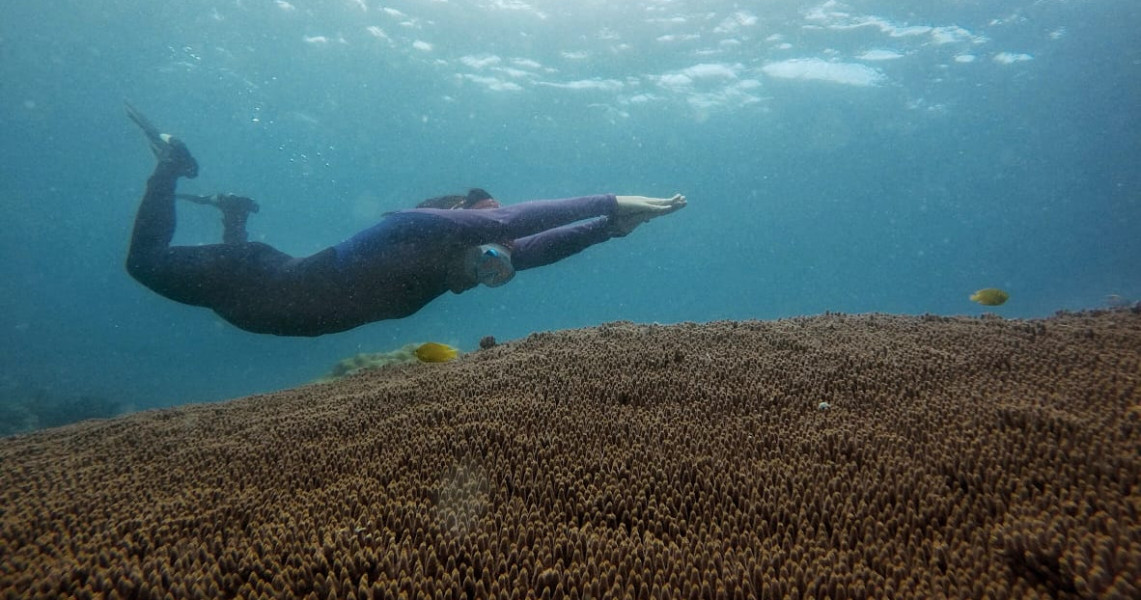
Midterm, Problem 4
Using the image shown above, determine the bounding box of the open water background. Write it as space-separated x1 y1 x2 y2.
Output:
1 0 1138 428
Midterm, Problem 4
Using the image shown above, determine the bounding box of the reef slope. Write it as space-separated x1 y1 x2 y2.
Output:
2 311 1140 599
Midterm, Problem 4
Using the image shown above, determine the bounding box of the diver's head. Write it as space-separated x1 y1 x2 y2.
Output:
464 243 515 288
417 188 500 210
463 188 499 210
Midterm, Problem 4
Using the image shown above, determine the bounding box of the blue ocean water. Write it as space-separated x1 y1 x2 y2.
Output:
1 0 1138 428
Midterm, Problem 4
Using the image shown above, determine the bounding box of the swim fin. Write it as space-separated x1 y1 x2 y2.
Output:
125 101 198 179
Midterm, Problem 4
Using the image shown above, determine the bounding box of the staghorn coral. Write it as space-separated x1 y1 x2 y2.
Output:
1 310 1139 599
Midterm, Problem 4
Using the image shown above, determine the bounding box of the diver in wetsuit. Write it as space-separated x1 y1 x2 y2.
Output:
124 104 687 337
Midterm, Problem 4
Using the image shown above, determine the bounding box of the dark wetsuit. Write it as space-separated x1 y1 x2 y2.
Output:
126 165 619 336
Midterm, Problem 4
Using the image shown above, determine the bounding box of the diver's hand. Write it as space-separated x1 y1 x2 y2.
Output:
614 194 687 217
606 214 646 237
609 193 686 236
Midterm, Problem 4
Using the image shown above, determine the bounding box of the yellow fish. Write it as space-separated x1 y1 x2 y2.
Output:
414 342 459 363
970 288 1010 306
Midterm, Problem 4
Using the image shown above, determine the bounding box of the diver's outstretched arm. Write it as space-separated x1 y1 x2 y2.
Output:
511 220 613 271
510 193 687 269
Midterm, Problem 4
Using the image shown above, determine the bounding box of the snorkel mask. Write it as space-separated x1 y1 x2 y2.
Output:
471 243 515 288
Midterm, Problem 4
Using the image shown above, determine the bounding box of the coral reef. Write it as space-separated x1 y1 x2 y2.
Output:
2 310 1139 598
316 343 424 383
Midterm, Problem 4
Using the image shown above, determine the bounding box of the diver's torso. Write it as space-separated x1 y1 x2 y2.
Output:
212 246 451 336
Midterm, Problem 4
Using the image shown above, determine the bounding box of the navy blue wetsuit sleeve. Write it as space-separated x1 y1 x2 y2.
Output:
511 219 614 271
411 194 617 246
333 194 617 269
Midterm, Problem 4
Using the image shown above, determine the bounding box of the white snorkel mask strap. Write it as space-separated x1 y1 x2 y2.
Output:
472 243 515 287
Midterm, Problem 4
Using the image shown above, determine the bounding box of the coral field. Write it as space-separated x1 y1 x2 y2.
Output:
1 311 1139 599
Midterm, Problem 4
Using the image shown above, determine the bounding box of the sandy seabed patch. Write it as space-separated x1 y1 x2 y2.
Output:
2 311 1139 599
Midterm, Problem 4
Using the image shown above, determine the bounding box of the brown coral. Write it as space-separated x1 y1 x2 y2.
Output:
2 310 1139 599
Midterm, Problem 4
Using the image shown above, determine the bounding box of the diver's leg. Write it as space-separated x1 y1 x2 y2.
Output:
126 164 180 267
124 103 199 283
122 104 288 312
215 194 260 245
173 193 260 244
125 147 198 274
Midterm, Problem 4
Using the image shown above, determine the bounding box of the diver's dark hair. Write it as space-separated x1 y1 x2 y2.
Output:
465 188 492 205
416 188 493 209
415 194 465 209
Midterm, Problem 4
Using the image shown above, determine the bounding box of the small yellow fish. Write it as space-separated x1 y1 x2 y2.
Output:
970 288 1010 306
415 342 459 363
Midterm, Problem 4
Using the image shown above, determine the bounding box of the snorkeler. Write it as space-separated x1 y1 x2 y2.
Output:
123 103 686 336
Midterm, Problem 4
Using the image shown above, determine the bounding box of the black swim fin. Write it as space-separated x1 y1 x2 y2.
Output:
125 100 198 178
124 101 164 149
